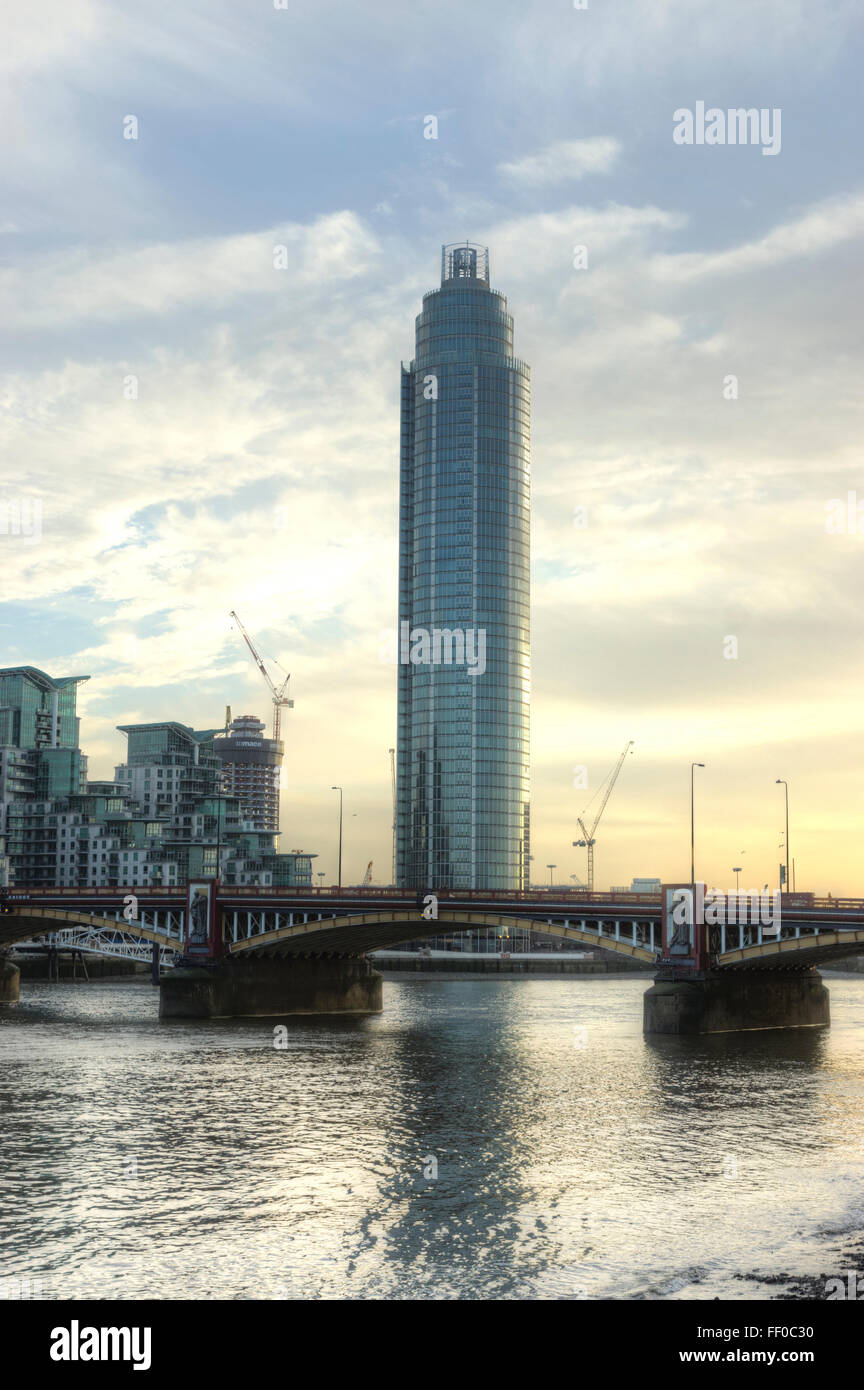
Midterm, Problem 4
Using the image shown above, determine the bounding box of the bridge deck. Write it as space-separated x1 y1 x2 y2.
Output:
2 897 864 972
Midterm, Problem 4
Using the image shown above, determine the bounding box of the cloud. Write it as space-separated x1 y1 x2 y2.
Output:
2 0 863 890
497 137 621 186
651 193 864 283
0 212 382 330
6 189 864 888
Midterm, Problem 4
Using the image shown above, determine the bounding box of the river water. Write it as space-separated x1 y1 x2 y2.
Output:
2 973 863 1301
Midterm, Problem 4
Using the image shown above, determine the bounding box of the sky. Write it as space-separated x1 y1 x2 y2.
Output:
2 0 863 893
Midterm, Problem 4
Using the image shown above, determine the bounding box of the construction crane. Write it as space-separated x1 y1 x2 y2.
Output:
573 739 634 891
388 748 396 887
362 860 373 887
229 611 294 741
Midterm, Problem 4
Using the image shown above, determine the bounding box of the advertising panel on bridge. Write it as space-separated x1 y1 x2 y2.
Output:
660 883 708 971
186 880 220 958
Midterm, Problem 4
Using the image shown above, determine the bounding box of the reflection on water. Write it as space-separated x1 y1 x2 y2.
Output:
1 974 863 1300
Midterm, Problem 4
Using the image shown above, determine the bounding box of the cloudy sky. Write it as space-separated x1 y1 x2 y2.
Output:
2 0 863 892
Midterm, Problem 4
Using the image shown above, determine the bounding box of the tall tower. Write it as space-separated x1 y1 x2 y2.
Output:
213 714 282 835
396 243 530 891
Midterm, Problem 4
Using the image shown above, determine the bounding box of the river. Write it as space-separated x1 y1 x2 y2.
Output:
2 973 863 1300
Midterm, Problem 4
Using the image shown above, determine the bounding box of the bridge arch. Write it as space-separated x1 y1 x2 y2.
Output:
717 927 864 970
0 906 182 953
226 908 659 962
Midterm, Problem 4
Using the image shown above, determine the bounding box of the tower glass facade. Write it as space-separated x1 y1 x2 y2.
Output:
396 244 530 891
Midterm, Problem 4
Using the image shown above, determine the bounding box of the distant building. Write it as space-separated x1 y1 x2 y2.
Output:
0 665 89 752
0 665 89 804
114 721 311 887
0 666 90 883
610 877 662 894
212 715 282 835
0 678 316 889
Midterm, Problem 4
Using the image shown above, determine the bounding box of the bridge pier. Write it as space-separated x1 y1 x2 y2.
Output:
643 970 830 1034
0 953 20 1004
159 955 383 1019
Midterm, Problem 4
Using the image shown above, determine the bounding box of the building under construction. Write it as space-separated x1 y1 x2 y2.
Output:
213 714 282 835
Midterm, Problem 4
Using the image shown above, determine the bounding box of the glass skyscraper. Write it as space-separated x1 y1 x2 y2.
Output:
396 244 530 891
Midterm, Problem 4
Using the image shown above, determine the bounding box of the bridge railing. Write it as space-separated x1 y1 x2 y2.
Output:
9 885 184 897
8 886 864 920
8 884 667 905
211 887 670 906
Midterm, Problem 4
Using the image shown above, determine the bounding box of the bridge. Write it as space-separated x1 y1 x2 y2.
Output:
2 885 863 1032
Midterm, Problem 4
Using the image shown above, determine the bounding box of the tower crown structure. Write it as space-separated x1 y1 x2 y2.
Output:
441 241 489 284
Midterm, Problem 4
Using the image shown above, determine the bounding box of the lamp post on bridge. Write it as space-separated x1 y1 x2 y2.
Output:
776 779 790 894
547 863 556 888
331 786 343 889
690 762 705 887
214 705 231 884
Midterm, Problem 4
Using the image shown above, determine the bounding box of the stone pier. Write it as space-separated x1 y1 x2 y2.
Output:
643 970 830 1035
159 955 383 1019
0 954 20 1004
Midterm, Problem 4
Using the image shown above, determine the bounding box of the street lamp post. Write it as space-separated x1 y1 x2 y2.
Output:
733 866 742 892
547 864 556 888
215 707 230 882
331 786 343 888
691 762 705 886
776 780 789 894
